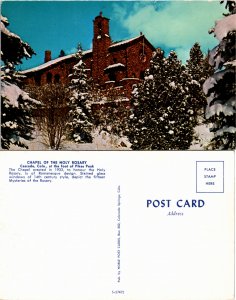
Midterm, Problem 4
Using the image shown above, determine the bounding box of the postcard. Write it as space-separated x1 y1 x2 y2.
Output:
1 1 235 299
0 150 235 300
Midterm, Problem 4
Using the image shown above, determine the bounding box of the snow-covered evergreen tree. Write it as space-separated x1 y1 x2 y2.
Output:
186 43 213 121
203 0 236 149
68 49 93 143
1 15 39 149
187 43 206 81
185 43 215 149
127 49 196 150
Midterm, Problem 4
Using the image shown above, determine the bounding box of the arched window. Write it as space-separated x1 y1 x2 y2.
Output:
35 74 41 85
108 72 116 82
54 74 60 83
139 50 147 63
46 72 52 83
98 21 102 30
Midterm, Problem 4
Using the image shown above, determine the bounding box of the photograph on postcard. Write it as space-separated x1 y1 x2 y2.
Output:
1 0 235 150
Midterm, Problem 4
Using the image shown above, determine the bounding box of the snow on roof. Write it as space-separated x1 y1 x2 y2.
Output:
214 14 236 41
120 78 140 81
109 35 142 49
81 49 92 55
104 63 125 71
21 49 92 74
21 54 74 74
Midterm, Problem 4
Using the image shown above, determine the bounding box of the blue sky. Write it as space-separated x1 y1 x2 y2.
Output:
2 1 226 70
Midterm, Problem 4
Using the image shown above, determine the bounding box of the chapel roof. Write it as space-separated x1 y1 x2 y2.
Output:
21 34 155 75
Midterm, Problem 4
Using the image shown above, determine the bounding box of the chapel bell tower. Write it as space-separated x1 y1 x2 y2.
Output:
92 12 111 84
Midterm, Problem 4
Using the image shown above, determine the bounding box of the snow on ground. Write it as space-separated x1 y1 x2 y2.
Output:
8 123 214 151
7 119 214 151
61 129 131 150
9 127 132 151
